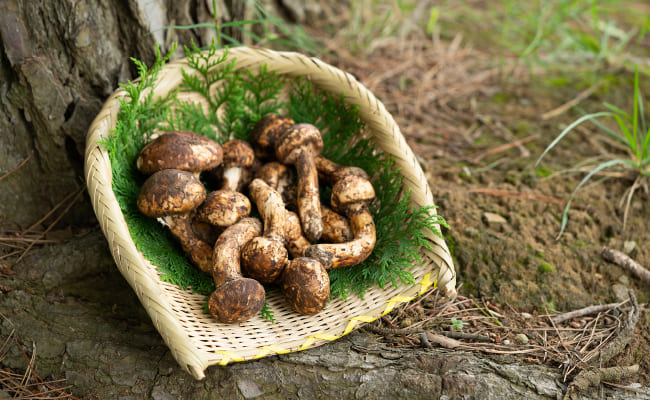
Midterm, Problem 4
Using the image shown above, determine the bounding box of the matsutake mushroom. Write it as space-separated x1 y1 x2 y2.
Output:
240 179 289 283
305 175 376 269
136 130 222 176
136 169 213 274
209 217 265 324
274 123 324 242
279 257 330 315
249 114 295 160
195 190 251 230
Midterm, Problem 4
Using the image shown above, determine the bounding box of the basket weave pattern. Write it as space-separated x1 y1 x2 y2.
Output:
84 47 456 379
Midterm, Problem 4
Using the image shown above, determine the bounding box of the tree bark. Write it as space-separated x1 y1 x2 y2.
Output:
0 1 641 399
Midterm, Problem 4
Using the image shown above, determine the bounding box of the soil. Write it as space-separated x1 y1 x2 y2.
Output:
313 24 650 386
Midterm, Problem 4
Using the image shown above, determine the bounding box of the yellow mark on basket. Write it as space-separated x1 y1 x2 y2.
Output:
254 345 291 359
343 315 376 336
419 273 433 295
382 295 415 315
310 333 340 341
298 337 317 351
214 350 244 365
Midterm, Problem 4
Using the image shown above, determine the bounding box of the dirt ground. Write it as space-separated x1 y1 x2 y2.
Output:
311 20 650 388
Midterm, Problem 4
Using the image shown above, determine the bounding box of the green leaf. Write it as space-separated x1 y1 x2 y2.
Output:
536 111 616 166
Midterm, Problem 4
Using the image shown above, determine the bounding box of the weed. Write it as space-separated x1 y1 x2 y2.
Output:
536 69 649 237
538 262 555 273
495 0 647 76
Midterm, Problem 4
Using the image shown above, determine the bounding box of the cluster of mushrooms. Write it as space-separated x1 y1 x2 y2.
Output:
135 114 376 324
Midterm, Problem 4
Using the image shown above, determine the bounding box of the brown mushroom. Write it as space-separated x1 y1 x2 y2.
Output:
136 131 223 176
240 179 289 283
305 175 376 269
195 190 251 229
315 155 369 185
249 114 295 160
274 123 324 242
136 169 212 274
279 257 330 315
209 217 265 324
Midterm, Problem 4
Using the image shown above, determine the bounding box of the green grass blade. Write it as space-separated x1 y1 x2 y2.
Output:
603 102 630 119
557 158 627 238
584 114 633 148
610 113 635 150
536 111 615 167
632 68 640 156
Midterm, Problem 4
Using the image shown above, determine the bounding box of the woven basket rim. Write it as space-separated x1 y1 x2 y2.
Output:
84 46 457 380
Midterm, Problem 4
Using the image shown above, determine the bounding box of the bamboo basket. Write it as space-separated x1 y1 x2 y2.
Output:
84 46 456 380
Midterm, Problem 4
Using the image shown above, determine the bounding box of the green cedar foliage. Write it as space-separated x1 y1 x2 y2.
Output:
101 41 449 304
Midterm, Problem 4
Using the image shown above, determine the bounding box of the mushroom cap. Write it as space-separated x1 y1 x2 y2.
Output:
222 139 255 168
240 237 288 283
275 123 323 164
137 169 206 218
136 131 223 175
249 114 295 159
208 278 266 323
280 257 330 315
330 175 375 213
195 190 251 227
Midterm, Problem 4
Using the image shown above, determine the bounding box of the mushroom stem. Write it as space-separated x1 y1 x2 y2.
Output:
165 214 213 274
315 155 369 185
285 211 311 258
275 124 324 242
240 179 289 283
209 217 265 324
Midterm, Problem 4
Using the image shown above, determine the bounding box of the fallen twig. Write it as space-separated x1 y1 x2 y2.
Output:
0 154 31 182
468 134 538 165
541 81 604 120
601 246 650 285
15 185 85 263
551 301 627 324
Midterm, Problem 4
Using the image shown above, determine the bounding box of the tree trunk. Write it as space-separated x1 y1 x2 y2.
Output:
0 1 639 399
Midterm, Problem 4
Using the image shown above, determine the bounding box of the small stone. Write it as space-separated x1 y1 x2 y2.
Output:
237 379 263 399
464 227 479 238
520 312 532 319
482 212 507 227
618 274 629 285
503 339 511 345
514 333 529 345
623 240 636 255
611 283 629 303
